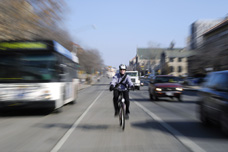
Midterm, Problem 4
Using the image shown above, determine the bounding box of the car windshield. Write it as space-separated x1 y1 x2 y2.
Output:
155 77 179 83
0 53 58 83
126 72 137 77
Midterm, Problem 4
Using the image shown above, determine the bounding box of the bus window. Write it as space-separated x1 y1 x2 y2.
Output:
0 53 58 83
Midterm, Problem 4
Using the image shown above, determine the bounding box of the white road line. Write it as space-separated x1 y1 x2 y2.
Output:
132 99 206 152
50 91 104 152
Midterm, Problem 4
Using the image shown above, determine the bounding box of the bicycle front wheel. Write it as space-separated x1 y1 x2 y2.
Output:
119 104 125 130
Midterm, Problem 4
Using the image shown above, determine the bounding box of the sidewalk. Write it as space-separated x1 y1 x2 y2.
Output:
78 83 91 91
78 75 98 91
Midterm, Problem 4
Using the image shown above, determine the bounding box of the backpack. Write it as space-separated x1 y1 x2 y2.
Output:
115 74 127 89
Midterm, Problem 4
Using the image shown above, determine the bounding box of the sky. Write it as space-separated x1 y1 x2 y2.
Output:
64 0 228 68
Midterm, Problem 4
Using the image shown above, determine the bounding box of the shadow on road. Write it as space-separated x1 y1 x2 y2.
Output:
132 97 197 104
35 123 111 130
77 124 109 130
172 101 198 104
131 98 151 102
0 109 51 117
183 90 199 96
35 123 72 129
131 120 228 139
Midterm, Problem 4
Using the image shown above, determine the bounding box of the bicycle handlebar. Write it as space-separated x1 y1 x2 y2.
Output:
112 85 134 92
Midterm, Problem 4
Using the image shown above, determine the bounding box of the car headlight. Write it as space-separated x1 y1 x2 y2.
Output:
156 88 162 91
176 88 183 91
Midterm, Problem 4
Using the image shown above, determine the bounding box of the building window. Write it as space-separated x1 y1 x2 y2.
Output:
178 66 182 72
178 58 182 62
169 58 174 62
170 66 174 72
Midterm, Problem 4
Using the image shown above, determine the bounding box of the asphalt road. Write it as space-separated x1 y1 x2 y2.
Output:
0 77 228 152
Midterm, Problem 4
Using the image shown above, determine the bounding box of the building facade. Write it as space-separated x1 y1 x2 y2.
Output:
134 48 192 77
136 48 164 75
161 49 192 77
189 19 222 50
188 17 228 76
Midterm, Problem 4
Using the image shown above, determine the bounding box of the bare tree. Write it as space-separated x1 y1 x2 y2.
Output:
169 40 175 50
147 41 160 48
77 49 104 74
0 0 72 50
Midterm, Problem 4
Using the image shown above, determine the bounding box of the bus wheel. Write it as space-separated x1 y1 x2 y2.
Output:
54 107 63 113
70 98 77 104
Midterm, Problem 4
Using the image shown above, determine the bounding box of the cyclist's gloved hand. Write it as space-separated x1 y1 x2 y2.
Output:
130 85 135 91
109 85 114 91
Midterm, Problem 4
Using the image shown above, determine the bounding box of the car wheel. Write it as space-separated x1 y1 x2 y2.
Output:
138 87 140 90
149 92 153 101
199 104 210 126
221 113 228 135
152 91 159 101
54 106 63 113
154 95 159 101
177 95 182 102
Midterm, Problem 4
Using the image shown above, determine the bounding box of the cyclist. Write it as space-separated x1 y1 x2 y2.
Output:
109 64 134 119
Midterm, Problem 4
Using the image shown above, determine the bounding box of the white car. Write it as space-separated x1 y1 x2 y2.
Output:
126 71 141 90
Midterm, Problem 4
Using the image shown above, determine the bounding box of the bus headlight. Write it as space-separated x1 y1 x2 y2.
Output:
38 90 52 100
176 88 183 91
43 94 51 99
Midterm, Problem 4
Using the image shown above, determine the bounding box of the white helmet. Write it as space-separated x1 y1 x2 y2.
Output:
119 64 127 70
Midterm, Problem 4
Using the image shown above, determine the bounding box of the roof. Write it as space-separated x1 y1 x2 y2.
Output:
203 18 228 36
137 48 165 59
129 56 136 61
165 50 193 58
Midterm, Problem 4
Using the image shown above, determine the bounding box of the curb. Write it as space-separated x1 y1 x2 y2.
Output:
78 84 91 91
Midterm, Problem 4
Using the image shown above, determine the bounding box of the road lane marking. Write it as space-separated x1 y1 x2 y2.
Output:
50 90 104 152
132 99 206 152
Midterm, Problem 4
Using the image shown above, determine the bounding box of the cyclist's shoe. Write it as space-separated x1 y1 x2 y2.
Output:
126 109 130 114
125 113 129 120
114 111 118 117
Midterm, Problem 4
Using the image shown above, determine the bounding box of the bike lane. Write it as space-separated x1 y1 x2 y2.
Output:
51 84 191 152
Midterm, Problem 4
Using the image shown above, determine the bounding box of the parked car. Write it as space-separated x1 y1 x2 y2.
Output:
198 70 228 134
183 77 205 86
148 74 155 80
178 77 184 84
148 75 183 101
183 77 195 85
126 71 141 90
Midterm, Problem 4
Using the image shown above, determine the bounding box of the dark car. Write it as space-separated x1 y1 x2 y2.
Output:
148 75 183 101
198 70 228 134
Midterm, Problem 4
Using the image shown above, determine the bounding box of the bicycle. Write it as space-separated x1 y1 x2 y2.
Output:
117 89 127 131
114 87 133 131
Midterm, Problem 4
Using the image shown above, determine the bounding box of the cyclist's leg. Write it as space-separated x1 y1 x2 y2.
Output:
113 90 120 116
123 91 130 114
